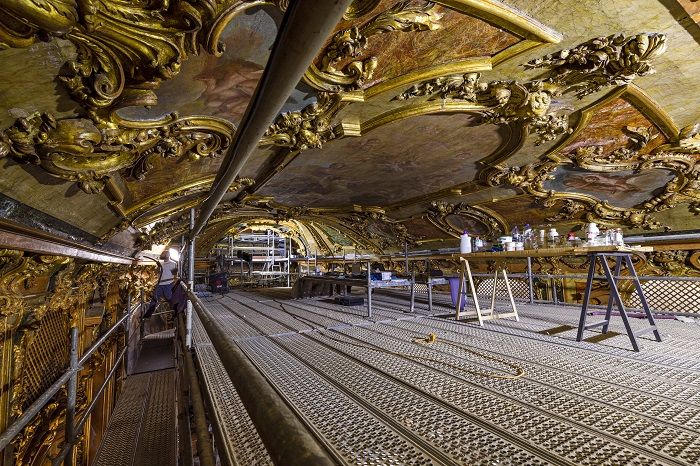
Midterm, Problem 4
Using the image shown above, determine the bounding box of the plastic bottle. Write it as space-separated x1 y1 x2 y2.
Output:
511 225 520 242
615 228 624 246
474 236 484 251
460 230 472 254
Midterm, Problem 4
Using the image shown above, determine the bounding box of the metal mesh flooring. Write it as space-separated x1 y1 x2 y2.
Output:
195 288 700 466
93 369 177 466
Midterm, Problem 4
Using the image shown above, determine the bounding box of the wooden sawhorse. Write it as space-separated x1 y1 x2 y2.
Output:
455 257 519 326
576 251 662 352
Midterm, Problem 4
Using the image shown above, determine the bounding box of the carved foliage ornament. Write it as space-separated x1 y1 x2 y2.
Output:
426 200 505 239
0 0 222 110
396 33 667 146
0 111 233 193
342 210 420 249
261 93 342 151
0 250 71 337
306 0 443 91
482 123 700 229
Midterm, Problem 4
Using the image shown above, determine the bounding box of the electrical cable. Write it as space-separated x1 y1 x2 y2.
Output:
276 302 525 380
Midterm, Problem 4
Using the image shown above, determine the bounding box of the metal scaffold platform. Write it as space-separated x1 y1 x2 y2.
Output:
192 289 700 466
93 333 177 466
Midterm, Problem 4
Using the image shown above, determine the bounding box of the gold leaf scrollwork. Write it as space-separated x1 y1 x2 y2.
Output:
396 33 667 146
0 251 72 337
305 1 443 92
426 200 505 239
261 93 341 151
342 210 420 249
0 112 234 193
395 72 571 146
0 0 214 110
481 122 700 230
524 33 668 98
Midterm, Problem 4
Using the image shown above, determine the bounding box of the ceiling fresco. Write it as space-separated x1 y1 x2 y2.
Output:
257 113 508 206
116 5 284 124
0 0 697 255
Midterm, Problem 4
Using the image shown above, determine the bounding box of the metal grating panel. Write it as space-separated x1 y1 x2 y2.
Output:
192 291 700 466
192 312 273 466
476 277 530 300
626 279 700 315
93 370 177 466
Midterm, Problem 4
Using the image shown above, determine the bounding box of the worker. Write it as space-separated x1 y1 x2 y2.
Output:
143 249 179 318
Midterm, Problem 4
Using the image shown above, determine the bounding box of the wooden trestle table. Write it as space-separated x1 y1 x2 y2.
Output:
452 245 661 351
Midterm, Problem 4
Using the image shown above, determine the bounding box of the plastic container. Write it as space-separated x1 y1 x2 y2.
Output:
448 277 468 310
460 231 472 253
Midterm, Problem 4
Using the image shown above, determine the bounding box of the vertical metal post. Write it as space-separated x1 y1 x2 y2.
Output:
64 325 79 466
527 257 534 304
139 289 145 341
187 208 195 348
124 293 131 375
366 260 372 318
404 241 409 275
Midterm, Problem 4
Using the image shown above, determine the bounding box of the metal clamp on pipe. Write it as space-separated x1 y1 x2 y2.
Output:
186 289 336 466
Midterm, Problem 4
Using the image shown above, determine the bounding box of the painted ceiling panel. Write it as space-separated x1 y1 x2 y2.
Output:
257 113 508 206
0 161 116 237
336 3 521 87
116 5 283 124
480 195 567 229
0 39 78 129
0 0 698 253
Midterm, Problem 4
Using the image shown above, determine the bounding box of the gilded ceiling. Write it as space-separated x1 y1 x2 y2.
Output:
0 0 698 255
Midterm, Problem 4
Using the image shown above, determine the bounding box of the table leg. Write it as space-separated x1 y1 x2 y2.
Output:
456 259 466 320
600 256 639 352
527 256 534 304
502 269 519 321
625 255 662 342
410 270 415 313
427 281 433 314
464 259 482 326
489 268 498 318
602 256 622 334
367 267 372 318
576 255 597 342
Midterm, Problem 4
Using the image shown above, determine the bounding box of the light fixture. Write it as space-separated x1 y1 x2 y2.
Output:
168 247 180 261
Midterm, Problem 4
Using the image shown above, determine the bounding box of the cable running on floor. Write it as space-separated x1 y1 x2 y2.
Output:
276 302 525 380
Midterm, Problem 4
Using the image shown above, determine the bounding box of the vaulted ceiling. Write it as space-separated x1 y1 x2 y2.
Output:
0 0 698 256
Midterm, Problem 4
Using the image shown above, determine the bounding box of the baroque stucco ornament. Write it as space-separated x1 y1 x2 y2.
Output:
0 112 233 193
305 0 443 92
482 123 700 229
426 201 506 239
396 33 667 146
0 0 247 110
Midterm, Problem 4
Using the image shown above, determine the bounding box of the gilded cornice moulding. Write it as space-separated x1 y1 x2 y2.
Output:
395 33 667 146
